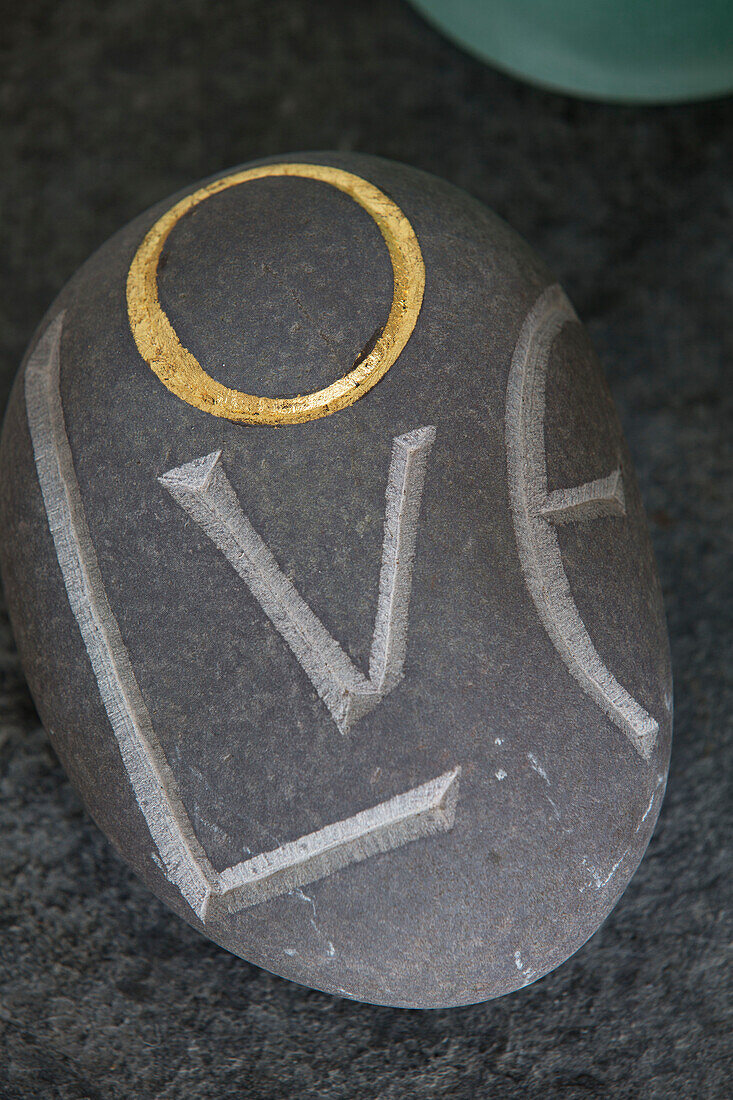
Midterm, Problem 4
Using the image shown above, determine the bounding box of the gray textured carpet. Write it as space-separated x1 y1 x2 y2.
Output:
1 2 731 1097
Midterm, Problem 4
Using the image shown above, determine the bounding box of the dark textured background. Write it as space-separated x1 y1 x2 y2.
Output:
0 1 730 1096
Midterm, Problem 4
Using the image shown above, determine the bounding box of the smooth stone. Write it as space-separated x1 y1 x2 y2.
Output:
0 153 672 1008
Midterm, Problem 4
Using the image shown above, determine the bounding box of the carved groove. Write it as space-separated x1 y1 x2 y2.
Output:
24 315 216 918
207 768 460 918
25 316 457 921
505 284 658 758
160 427 436 735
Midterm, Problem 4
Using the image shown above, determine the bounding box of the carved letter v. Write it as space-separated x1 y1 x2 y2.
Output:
159 427 436 735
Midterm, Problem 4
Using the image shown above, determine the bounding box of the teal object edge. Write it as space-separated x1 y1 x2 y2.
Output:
410 0 733 104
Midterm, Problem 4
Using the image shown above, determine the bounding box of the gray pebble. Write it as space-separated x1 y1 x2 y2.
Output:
0 153 672 1007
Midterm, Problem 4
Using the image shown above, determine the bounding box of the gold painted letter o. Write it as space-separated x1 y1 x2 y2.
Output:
126 163 425 426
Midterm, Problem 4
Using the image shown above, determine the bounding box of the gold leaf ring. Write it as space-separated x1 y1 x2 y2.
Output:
126 163 425 425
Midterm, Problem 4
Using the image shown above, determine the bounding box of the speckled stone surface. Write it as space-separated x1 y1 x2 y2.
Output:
0 0 730 1094
1 151 672 1008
